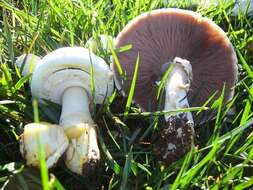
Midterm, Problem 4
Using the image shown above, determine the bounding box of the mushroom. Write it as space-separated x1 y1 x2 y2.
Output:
111 8 237 165
85 34 115 54
20 123 69 168
30 47 114 175
15 54 69 168
15 54 42 76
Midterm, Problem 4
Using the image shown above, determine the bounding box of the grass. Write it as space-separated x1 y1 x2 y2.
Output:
0 0 253 189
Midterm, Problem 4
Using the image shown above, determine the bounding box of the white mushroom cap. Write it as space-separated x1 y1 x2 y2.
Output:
20 122 69 168
15 54 42 76
30 47 114 105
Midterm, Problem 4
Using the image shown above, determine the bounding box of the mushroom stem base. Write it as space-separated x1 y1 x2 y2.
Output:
153 115 194 165
157 57 195 165
65 123 100 175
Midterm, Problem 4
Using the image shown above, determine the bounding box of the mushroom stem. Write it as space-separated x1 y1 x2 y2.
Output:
164 57 194 125
59 86 100 175
65 123 100 175
60 86 94 138
154 57 195 165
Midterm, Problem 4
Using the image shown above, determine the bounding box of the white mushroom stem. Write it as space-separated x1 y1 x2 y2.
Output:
59 86 94 138
164 57 194 125
59 86 100 175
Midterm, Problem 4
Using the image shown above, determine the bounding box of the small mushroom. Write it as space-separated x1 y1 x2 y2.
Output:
20 122 69 168
15 54 41 76
112 8 237 165
85 34 115 54
30 47 114 175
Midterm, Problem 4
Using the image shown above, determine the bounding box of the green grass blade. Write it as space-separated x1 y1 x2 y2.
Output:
212 84 226 135
118 106 209 117
32 98 40 123
98 128 121 175
49 174 65 190
124 53 139 118
236 50 253 78
120 147 133 190
170 148 194 190
156 63 174 100
14 74 32 91
32 98 49 190
234 176 253 190
180 141 219 188
3 9 14 64
37 136 50 190
200 117 253 151
108 37 123 76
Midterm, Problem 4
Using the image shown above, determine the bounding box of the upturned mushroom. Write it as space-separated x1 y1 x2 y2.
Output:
112 8 237 165
20 123 69 168
30 47 114 175
15 54 69 169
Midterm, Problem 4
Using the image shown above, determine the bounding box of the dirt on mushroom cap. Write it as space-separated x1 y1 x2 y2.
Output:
112 8 238 111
